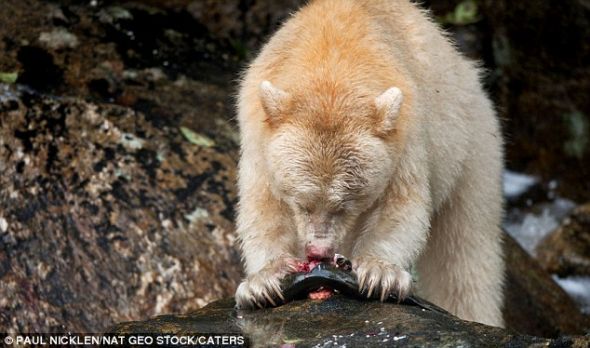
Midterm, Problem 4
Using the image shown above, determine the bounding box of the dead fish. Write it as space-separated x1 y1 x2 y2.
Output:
281 262 448 314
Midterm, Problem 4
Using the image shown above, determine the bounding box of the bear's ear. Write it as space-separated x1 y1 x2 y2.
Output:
259 80 289 122
375 87 403 132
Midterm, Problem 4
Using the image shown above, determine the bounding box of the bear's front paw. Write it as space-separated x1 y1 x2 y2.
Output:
235 256 299 309
353 257 412 302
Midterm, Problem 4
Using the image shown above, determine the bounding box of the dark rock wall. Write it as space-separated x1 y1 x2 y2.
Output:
536 204 590 277
0 87 241 332
0 0 245 332
480 0 590 202
111 297 590 347
503 235 589 336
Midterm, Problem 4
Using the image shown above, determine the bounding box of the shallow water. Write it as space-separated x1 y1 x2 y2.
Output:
503 170 589 315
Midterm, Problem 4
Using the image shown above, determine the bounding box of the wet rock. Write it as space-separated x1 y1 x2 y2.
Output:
536 204 590 277
0 85 241 332
0 0 239 96
111 296 589 347
503 234 590 337
110 233 590 341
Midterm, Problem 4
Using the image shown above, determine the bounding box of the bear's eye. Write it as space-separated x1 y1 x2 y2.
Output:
328 198 352 215
330 208 345 217
296 203 311 215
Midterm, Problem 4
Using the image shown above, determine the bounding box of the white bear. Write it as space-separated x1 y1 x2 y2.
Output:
234 0 504 327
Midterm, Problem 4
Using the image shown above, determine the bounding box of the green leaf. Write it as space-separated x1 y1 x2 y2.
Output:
180 126 215 147
439 0 481 26
0 72 18 84
563 111 589 159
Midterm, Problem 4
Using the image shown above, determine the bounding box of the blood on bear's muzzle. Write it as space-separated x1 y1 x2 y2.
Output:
305 242 335 261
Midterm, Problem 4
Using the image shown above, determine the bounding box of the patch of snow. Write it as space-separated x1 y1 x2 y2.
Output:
0 84 18 102
503 198 576 255
0 217 7 232
553 276 590 314
503 170 538 199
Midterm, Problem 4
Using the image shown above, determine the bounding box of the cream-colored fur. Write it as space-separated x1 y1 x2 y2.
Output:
235 0 504 327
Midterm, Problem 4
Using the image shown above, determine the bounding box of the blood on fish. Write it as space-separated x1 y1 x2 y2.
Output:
294 258 338 300
295 259 322 273
308 287 334 300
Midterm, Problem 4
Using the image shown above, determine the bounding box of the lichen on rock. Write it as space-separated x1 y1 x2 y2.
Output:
0 85 241 332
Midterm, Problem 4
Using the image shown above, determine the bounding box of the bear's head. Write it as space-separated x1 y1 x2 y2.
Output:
259 80 406 260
